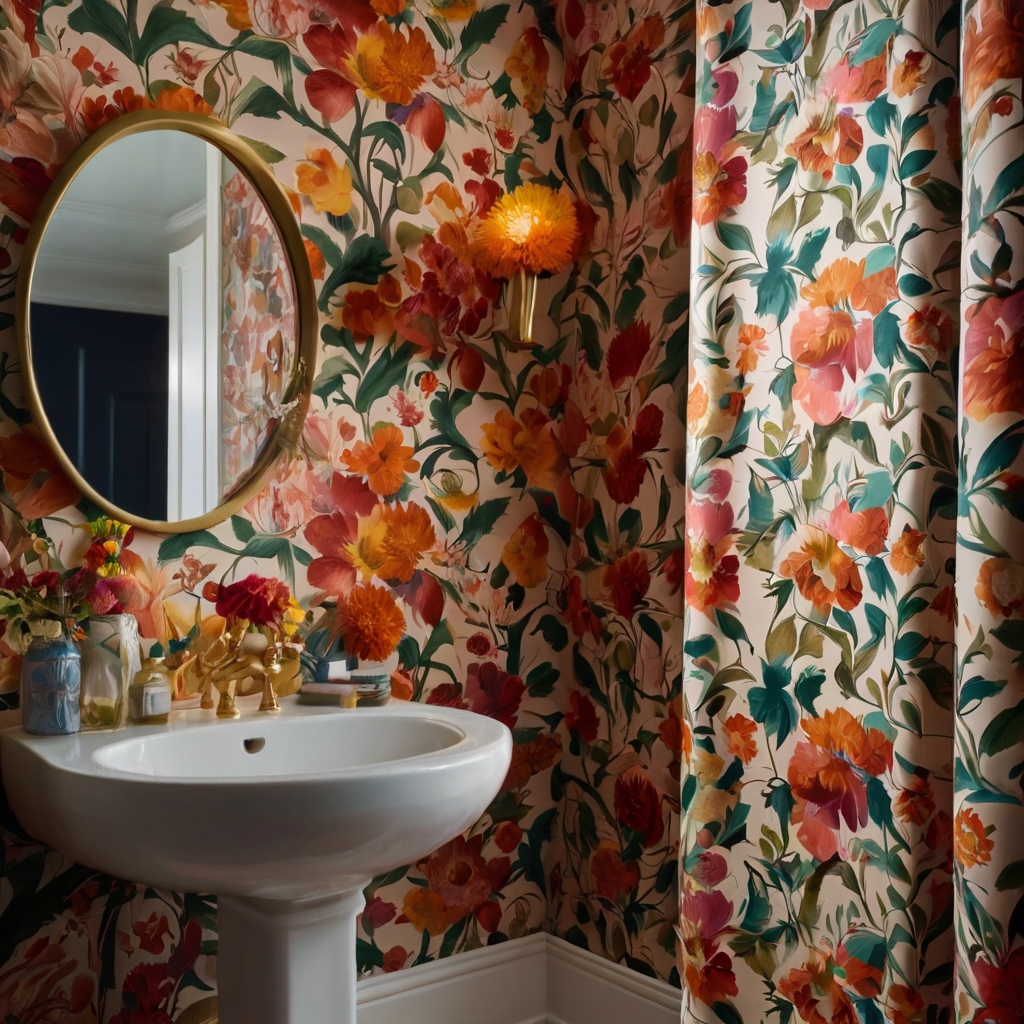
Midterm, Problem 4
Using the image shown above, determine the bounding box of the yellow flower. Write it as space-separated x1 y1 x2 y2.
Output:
346 505 389 580
473 183 579 278
430 0 476 20
296 147 353 217
428 471 478 512
281 598 305 639
339 583 406 662
480 408 564 490
402 886 449 936
505 27 548 114
346 23 436 105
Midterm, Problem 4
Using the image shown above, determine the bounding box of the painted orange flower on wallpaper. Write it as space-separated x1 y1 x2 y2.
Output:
505 27 549 114
480 408 565 490
975 556 1024 616
963 0 1024 107
342 425 419 496
502 513 548 588
684 498 739 614
347 23 435 105
473 183 579 278
339 582 406 661
0 431 79 520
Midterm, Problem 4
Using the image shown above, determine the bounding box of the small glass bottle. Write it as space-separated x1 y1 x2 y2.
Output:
128 657 172 725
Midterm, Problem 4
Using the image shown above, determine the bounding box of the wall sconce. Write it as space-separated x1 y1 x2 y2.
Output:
474 183 580 345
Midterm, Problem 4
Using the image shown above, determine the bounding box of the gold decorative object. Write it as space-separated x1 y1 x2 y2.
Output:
192 619 269 718
507 268 538 344
14 109 317 535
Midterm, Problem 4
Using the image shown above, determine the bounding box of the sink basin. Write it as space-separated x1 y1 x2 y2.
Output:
0 699 512 1024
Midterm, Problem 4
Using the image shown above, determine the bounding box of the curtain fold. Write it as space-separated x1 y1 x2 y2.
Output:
680 1 1024 1021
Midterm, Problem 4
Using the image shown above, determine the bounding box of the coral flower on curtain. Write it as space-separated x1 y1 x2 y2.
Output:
684 498 740 614
680 889 738 1006
692 105 747 225
962 288 1024 420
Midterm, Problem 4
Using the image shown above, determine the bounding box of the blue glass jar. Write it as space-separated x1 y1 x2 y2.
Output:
21 631 81 735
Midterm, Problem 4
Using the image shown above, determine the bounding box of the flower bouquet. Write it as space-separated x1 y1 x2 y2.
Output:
0 568 96 735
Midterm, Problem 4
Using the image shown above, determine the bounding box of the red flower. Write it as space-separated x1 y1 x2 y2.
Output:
963 288 1024 420
590 842 639 901
132 912 171 955
565 690 599 744
464 662 525 728
607 321 652 387
693 105 747 225
562 574 601 639
613 766 663 847
120 963 172 1014
972 947 1024 1022
425 682 468 709
828 500 889 556
214 574 292 627
680 890 737 1005
495 820 523 853
303 475 379 596
600 15 665 101
603 405 663 503
475 900 502 932
363 896 397 929
603 552 650 618
463 148 491 175
420 834 509 923
382 946 409 973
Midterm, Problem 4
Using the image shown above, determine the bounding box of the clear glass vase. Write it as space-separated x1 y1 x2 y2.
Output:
80 614 141 731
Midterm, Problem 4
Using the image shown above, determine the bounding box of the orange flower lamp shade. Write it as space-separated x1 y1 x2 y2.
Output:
474 183 579 344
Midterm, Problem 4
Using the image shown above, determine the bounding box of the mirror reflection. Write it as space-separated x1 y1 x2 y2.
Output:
29 129 297 523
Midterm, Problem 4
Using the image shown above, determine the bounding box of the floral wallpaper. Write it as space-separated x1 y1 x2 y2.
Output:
0 0 686 1019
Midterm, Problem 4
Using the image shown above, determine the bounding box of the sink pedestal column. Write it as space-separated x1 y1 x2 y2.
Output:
217 887 368 1024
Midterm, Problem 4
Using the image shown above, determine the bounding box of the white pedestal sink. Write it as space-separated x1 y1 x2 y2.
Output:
0 700 512 1024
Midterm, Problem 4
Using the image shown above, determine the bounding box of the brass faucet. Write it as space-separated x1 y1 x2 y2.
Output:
190 621 302 716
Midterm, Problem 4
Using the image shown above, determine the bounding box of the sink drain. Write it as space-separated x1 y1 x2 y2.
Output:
243 737 266 754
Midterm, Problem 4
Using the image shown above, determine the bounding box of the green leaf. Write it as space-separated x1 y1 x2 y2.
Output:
533 613 568 652
231 516 255 543
319 235 395 313
237 136 286 164
137 5 222 66
872 305 899 369
716 221 756 254
67 0 131 58
459 497 509 550
996 860 1024 891
615 286 644 329
898 273 932 298
980 698 1024 756
456 3 509 63
526 663 559 697
851 18 897 65
355 341 417 413
301 224 344 270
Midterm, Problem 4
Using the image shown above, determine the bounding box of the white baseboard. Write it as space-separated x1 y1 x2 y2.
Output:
357 932 682 1024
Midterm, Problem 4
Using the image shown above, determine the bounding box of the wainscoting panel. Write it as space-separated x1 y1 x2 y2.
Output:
356 933 682 1024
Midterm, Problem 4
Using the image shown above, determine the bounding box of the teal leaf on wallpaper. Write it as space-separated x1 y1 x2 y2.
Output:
136 4 222 65
791 228 829 277
980 698 1024 756
458 498 510 550
984 152 1024 218
794 666 825 716
456 4 509 64
718 2 751 62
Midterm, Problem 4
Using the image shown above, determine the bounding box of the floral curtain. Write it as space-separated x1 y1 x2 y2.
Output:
2 0 1023 1021
682 0 1024 1022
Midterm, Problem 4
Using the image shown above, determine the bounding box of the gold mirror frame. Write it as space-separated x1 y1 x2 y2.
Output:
15 110 317 534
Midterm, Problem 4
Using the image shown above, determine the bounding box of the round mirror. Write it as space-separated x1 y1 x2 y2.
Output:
17 111 316 533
